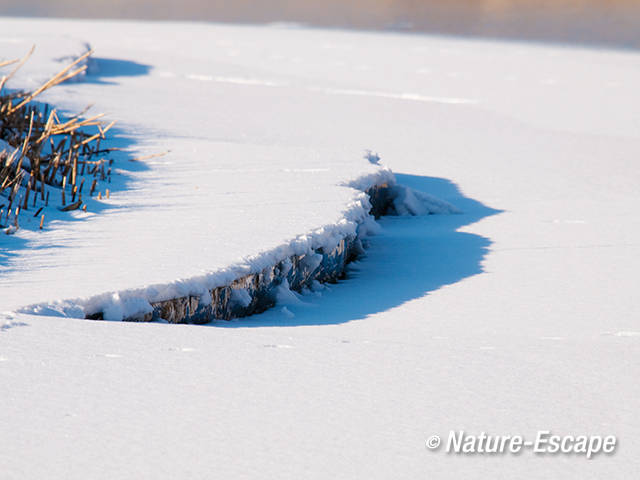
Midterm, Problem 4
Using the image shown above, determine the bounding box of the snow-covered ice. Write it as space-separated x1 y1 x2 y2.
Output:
1 17 640 479
0 25 405 317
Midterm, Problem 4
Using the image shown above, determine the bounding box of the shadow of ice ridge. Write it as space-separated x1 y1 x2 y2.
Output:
217 173 501 327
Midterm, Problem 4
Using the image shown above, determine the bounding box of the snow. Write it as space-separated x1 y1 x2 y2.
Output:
0 27 407 318
1 17 640 479
0 33 91 87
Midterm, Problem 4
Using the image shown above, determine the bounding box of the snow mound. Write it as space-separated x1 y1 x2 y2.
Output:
17 167 456 322
391 184 460 215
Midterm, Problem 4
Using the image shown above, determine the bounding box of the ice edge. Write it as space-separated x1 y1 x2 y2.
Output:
18 169 458 323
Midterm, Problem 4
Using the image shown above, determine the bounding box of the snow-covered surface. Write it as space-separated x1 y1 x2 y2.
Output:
1 17 640 479
0 25 403 317
0 32 91 86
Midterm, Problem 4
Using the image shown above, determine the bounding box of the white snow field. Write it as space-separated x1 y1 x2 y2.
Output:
2 17 640 479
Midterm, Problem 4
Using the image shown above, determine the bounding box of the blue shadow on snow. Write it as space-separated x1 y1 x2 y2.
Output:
0 123 154 274
216 173 502 327
85 57 152 85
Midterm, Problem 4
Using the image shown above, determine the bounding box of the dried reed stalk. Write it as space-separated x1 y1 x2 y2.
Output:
0 46 117 232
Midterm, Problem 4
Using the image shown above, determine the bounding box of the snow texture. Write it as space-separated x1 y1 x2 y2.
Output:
1 17 640 480
1 29 447 320
1 34 453 320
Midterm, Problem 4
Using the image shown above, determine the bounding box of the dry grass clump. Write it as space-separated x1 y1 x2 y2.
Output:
0 47 116 233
